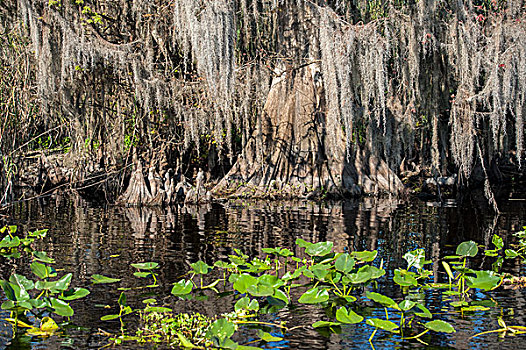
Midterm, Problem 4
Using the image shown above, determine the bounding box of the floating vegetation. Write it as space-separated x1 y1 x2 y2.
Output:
1 225 526 348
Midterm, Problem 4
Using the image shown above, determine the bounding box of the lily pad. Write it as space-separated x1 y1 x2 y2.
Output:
465 270 501 291
456 241 478 257
305 242 334 257
131 262 159 270
366 318 399 333
335 307 363 324
191 261 212 275
366 292 397 308
91 274 121 284
171 279 193 296
298 287 329 304
424 320 456 333
351 250 378 262
335 253 355 273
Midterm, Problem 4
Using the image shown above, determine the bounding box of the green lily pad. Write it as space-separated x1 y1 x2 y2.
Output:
60 287 90 301
9 274 34 292
233 274 257 294
403 249 428 270
456 241 478 257
393 269 418 287
50 297 74 317
190 261 212 275
171 279 193 296
298 287 329 304
399 299 416 311
351 250 377 262
131 262 159 270
258 330 283 342
424 320 456 333
31 261 56 279
366 318 399 333
465 270 501 291
205 318 235 343
366 292 397 308
32 251 56 264
235 296 259 312
305 242 334 257
335 253 355 273
336 307 363 324
91 274 121 284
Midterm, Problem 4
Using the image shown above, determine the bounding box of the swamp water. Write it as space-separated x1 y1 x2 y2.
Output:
0 192 525 350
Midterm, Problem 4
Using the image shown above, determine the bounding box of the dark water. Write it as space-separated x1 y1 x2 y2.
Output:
0 190 525 349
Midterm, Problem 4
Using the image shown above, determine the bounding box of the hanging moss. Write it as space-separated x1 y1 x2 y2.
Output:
0 0 525 204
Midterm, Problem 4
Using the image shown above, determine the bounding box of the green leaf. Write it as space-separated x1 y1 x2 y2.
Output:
258 330 283 342
247 284 274 297
9 274 34 292
145 306 173 313
0 235 20 248
335 254 355 273
348 265 373 284
1 300 15 310
414 303 432 318
366 292 397 308
492 234 503 250
398 299 416 311
131 262 159 270
0 280 17 301
31 262 56 279
190 260 212 275
450 301 468 307
351 250 377 262
311 264 330 280
118 292 127 306
403 249 427 270
133 271 151 278
272 289 289 304
50 297 74 317
505 249 519 259
91 274 121 284
424 320 456 333
295 238 313 249
442 261 454 280
28 229 48 238
171 279 193 296
462 305 490 312
60 287 90 301
465 270 501 291
101 314 120 321
393 269 418 287
257 274 284 288
32 251 55 264
312 321 341 328
53 273 72 291
177 333 197 348
298 287 329 304
305 241 333 257
366 318 399 333
235 296 259 312
456 241 478 257
205 318 235 343
233 274 257 294
336 307 363 324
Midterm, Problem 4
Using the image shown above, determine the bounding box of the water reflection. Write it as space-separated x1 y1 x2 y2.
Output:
0 192 525 349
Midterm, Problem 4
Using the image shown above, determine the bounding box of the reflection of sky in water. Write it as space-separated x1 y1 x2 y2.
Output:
0 194 525 349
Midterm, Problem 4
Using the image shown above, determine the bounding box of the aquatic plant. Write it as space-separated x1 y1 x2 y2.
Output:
0 226 89 334
1 225 525 348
